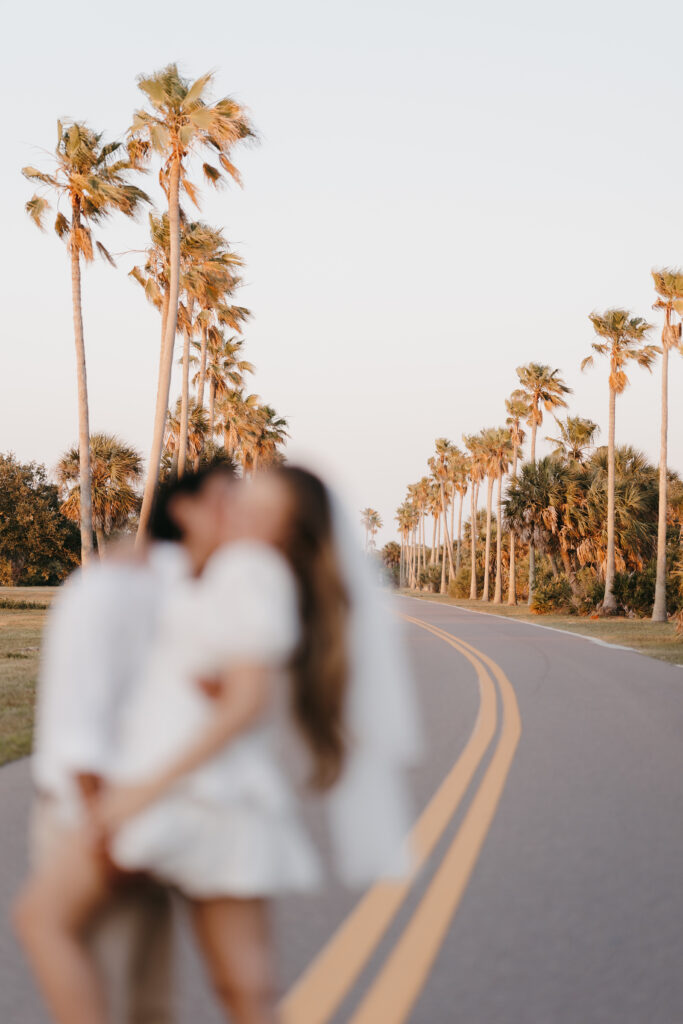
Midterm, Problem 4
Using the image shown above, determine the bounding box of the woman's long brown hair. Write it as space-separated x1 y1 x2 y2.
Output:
274 467 350 789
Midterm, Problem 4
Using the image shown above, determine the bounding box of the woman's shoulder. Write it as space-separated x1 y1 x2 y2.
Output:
204 540 296 594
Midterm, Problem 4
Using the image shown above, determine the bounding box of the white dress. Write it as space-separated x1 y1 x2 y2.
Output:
110 541 322 899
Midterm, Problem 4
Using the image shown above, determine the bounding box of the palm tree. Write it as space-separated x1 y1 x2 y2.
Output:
546 415 600 463
360 508 383 551
477 429 499 602
447 447 469 575
250 406 289 471
176 225 243 475
516 363 571 604
463 434 485 599
430 439 457 593
505 389 528 604
195 332 254 440
57 433 142 553
408 478 431 575
131 64 255 534
195 302 250 411
582 309 657 612
164 397 209 470
23 121 148 564
489 428 514 603
217 388 260 468
395 503 412 587
651 270 683 622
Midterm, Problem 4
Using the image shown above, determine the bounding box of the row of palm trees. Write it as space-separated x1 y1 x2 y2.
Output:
24 63 287 565
360 508 383 551
395 272 683 621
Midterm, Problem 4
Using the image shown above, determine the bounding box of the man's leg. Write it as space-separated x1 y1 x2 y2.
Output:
30 799 175 1024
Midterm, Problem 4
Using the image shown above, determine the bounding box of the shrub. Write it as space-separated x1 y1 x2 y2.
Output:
571 568 604 615
419 564 442 591
448 563 483 598
531 572 573 614
612 564 657 617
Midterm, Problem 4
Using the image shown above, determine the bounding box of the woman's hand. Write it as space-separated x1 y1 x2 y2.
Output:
90 781 159 840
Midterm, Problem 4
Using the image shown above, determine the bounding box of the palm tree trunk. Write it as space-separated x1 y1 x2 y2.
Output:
410 528 417 588
456 490 464 574
469 485 478 600
653 343 669 622
95 526 106 555
137 156 182 539
449 493 456 582
431 515 437 565
603 386 617 612
527 422 538 606
482 475 494 601
440 483 455 593
209 380 216 440
178 329 191 478
508 444 519 605
69 220 94 566
197 323 209 408
493 470 504 603
560 546 580 595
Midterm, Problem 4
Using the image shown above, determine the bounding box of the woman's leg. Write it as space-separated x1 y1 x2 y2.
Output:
13 831 112 1024
190 896 276 1024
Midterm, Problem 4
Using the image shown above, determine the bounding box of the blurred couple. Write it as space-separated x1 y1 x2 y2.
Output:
14 461 421 1024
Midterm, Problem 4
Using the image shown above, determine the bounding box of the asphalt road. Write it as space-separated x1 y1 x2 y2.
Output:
3 595 683 1023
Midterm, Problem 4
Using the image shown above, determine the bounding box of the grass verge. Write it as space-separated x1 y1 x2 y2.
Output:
0 588 55 766
400 591 683 667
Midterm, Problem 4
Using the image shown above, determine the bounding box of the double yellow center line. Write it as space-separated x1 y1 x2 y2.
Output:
281 614 521 1024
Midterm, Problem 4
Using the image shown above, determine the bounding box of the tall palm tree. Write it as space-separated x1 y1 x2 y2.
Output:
430 439 457 593
360 508 383 551
582 308 657 612
488 428 514 603
477 429 499 602
57 433 143 553
650 270 683 621
516 363 571 603
448 447 469 575
217 388 260 468
194 332 254 440
463 434 485 599
132 65 255 533
194 303 250 411
409 478 431 575
176 226 242 475
505 389 528 604
250 405 289 471
546 415 600 463
395 503 411 587
23 121 148 564
164 397 209 470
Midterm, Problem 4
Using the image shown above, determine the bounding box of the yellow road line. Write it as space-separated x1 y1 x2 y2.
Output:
348 618 522 1024
280 617 498 1024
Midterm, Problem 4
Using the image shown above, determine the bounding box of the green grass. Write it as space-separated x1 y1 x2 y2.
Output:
401 592 683 667
0 588 55 766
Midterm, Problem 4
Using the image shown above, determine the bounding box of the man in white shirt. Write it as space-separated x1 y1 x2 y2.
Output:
27 459 237 1023
31 544 189 1024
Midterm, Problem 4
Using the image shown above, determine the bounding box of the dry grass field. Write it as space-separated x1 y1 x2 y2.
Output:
0 589 54 766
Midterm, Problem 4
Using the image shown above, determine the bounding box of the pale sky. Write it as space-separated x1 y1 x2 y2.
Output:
3 0 683 544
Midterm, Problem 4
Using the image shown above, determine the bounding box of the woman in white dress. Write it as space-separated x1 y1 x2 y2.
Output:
15 465 419 1024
